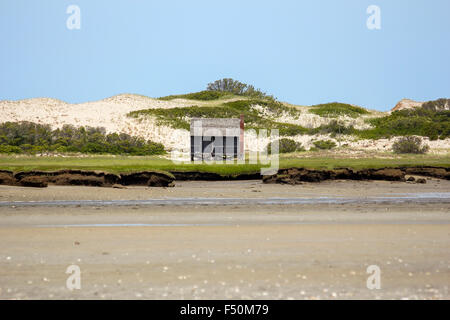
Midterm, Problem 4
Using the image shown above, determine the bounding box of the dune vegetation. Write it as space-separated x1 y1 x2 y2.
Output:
358 106 450 140
0 122 165 156
309 102 369 118
0 79 449 159
129 98 308 136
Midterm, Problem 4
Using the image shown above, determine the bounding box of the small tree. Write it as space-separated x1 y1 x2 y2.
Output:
392 136 429 154
267 138 304 154
313 139 336 150
206 78 274 100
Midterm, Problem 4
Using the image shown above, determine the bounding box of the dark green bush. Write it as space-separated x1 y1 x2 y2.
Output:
358 106 450 140
309 120 356 136
0 122 165 155
309 103 369 118
0 145 22 154
392 136 429 154
313 139 337 150
160 79 276 101
267 138 305 154
207 78 275 100
276 123 308 136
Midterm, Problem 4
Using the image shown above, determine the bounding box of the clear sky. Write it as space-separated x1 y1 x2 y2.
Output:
1 0 449 111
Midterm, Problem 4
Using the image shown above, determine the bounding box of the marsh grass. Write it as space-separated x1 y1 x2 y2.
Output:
1 153 448 176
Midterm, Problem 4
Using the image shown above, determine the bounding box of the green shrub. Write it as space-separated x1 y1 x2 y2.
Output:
358 106 450 140
313 139 337 150
207 78 275 100
309 120 356 136
309 103 369 118
267 138 305 154
276 123 308 136
0 145 22 154
161 79 277 101
0 122 165 155
392 136 429 154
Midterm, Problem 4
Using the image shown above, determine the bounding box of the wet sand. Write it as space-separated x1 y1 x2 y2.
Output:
0 180 449 299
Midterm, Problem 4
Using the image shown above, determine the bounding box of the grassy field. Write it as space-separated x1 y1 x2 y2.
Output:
0 152 448 175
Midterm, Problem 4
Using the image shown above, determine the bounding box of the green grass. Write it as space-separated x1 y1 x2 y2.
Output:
0 153 448 176
309 102 369 118
279 153 450 170
0 155 261 175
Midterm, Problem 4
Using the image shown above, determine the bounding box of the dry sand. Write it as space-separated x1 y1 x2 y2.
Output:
0 180 449 299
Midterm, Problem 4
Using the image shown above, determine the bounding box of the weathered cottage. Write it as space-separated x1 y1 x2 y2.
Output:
190 116 244 161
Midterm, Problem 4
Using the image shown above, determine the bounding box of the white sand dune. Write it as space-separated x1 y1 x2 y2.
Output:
0 94 192 151
1 94 449 153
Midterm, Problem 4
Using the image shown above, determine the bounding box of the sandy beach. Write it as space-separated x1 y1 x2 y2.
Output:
0 180 449 300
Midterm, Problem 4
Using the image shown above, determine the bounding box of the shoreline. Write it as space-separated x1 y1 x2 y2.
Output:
0 180 448 299
1 165 449 189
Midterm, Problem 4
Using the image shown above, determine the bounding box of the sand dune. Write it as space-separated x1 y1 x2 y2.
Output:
0 94 192 151
1 94 449 153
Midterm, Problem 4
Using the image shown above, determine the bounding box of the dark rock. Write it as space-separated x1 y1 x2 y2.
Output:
262 175 277 184
52 174 104 187
406 176 416 182
13 170 120 187
416 178 427 184
171 171 224 181
332 168 356 180
0 171 17 186
404 167 450 180
231 173 261 180
103 173 121 185
147 174 174 187
120 171 174 187
19 176 48 188
368 168 405 181
263 167 407 184
278 168 332 183
171 171 261 181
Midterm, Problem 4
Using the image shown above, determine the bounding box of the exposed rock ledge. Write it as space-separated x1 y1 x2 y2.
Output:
262 167 450 184
0 170 175 188
0 166 449 188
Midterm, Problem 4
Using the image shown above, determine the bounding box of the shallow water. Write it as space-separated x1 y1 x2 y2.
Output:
36 223 224 228
1 192 449 207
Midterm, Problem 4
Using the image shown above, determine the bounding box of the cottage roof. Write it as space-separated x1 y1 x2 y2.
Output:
190 118 241 136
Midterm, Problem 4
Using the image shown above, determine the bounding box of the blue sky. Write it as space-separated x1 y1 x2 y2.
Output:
0 0 449 111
